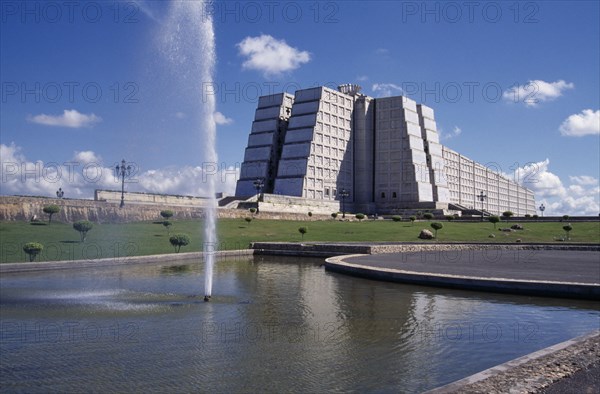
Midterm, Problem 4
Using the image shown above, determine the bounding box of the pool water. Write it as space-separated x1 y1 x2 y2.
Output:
1 255 599 392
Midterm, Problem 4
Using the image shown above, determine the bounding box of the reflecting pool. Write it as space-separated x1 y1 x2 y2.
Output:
1 256 599 392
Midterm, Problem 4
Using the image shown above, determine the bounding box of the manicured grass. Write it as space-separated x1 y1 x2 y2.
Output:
1 218 598 263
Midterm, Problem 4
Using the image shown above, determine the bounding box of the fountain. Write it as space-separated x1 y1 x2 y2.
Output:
161 1 218 300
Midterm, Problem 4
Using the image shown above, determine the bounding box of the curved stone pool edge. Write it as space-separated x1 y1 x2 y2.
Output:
0 249 254 273
324 255 600 300
424 330 600 393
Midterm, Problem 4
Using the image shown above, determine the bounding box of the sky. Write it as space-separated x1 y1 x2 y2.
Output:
1 0 599 215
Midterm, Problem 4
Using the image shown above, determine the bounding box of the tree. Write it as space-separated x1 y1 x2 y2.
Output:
249 208 256 214
331 212 338 219
392 215 402 222
430 222 443 238
423 212 434 221
169 233 190 253
409 216 416 225
298 227 307 240
562 224 573 240
43 205 60 223
532 214 539 220
525 214 531 218
502 211 514 222
162 220 172 235
562 215 570 222
23 242 43 262
160 210 174 220
488 215 500 229
244 217 253 224
73 220 93 242
355 213 365 221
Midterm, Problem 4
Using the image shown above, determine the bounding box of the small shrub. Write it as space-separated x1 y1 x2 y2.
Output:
445 215 455 221
23 242 44 262
308 211 313 217
562 224 573 240
244 217 252 224
298 227 307 240
331 212 338 219
532 214 539 219
43 205 60 223
392 215 402 222
423 213 434 221
502 211 514 222
355 213 365 221
249 208 256 214
162 220 172 234
160 210 174 220
488 216 500 229
409 216 416 224
430 222 443 238
169 233 190 253
525 214 531 218
562 215 570 222
73 220 93 242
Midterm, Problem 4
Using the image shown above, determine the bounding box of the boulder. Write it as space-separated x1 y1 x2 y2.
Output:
511 224 524 230
418 229 434 240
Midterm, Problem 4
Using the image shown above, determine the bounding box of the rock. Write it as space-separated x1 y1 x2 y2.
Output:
516 239 522 243
489 234 496 238
511 224 524 230
500 228 513 232
418 229 434 239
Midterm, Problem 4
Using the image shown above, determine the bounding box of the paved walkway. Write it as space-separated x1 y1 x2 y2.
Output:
343 250 600 284
326 250 600 299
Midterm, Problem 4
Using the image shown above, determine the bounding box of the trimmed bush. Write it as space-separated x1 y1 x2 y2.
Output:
308 211 313 217
563 224 573 240
244 217 252 224
445 215 455 221
73 220 93 242
43 205 60 223
23 242 43 262
423 213 434 221
355 213 365 221
392 215 402 222
160 210 174 220
249 208 256 214
430 222 443 238
331 212 338 219
169 233 190 253
488 216 500 229
502 211 514 222
409 216 416 224
298 227 307 240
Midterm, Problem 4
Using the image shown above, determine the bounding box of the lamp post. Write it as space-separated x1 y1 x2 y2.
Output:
253 178 264 214
56 188 64 198
115 159 132 208
478 191 487 221
539 203 545 217
339 189 350 218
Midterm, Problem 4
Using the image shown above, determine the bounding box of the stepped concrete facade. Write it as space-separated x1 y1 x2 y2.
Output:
236 85 535 216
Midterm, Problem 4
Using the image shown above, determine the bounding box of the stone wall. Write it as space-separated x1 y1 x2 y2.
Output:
94 189 209 207
0 196 333 223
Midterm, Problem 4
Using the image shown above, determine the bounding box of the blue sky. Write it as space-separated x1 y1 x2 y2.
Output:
1 0 599 215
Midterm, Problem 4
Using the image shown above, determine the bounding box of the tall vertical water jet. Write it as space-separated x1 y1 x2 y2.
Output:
161 1 217 299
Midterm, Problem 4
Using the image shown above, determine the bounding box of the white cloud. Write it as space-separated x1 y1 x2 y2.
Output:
559 109 600 137
214 111 233 125
236 35 311 77
174 112 186 119
569 175 599 186
509 159 599 216
503 80 574 107
0 144 239 199
372 83 405 97
356 75 369 82
375 48 389 55
28 109 102 128
441 126 462 140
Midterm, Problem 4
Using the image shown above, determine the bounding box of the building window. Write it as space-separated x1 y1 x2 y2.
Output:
392 192 397 198
381 192 386 198
325 187 330 197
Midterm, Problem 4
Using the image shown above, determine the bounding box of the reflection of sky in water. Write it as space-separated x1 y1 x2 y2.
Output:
1 256 599 392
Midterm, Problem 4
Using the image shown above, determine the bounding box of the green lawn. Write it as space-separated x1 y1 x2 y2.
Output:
1 218 598 263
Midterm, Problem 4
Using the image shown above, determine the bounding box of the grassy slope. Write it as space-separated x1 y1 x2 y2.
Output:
1 219 598 263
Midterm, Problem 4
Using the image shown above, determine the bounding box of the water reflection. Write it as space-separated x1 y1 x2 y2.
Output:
1 255 598 393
